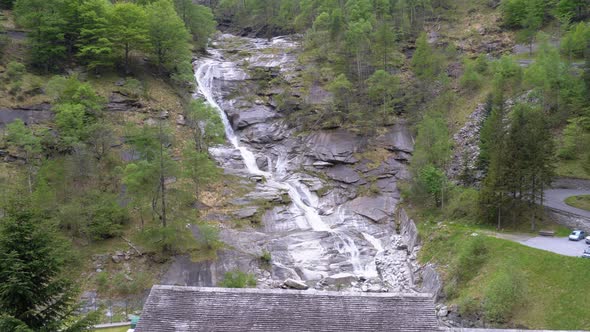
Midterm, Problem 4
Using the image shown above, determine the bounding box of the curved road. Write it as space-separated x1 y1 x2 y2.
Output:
544 189 590 219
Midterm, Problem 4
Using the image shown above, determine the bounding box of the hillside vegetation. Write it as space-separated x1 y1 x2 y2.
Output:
0 0 589 330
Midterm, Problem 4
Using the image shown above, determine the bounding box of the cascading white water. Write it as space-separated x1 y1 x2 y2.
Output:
194 41 373 277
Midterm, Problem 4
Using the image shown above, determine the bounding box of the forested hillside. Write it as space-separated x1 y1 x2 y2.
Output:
0 0 589 330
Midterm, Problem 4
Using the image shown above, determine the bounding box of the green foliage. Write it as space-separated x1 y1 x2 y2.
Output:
558 117 588 159
460 58 484 91
76 0 114 71
411 32 440 81
195 223 223 251
445 236 488 298
145 0 192 76
14 0 67 71
218 270 257 288
57 191 129 240
174 0 216 51
561 22 590 58
185 99 225 152
260 250 272 265
417 164 447 207
444 187 480 221
0 195 97 331
182 146 220 202
366 69 400 117
500 0 548 29
483 267 526 323
110 2 149 73
412 111 451 170
6 62 26 81
138 222 197 255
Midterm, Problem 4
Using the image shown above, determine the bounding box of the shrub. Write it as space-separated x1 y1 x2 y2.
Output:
483 267 526 323
218 270 256 288
6 61 26 81
444 187 479 221
460 59 483 91
260 250 271 266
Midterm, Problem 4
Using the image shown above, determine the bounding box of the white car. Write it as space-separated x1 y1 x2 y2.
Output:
569 230 586 241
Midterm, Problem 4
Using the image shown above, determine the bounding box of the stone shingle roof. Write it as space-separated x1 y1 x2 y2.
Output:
135 285 441 332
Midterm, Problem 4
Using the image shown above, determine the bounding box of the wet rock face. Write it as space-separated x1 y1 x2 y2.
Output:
305 130 365 164
164 34 425 294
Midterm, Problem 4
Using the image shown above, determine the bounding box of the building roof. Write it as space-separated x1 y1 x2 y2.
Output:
135 285 441 332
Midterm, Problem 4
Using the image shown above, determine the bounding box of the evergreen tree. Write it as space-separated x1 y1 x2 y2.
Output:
14 0 67 71
0 196 97 331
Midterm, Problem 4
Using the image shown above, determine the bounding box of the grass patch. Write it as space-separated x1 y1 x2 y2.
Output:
565 195 590 212
420 220 590 329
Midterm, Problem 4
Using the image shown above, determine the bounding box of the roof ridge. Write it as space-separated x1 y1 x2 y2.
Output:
152 285 434 298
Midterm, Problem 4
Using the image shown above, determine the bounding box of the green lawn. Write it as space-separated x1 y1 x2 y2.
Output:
565 195 590 212
419 222 590 330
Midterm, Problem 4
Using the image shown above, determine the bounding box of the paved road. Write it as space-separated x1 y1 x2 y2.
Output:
544 189 590 219
492 232 588 257
519 236 588 257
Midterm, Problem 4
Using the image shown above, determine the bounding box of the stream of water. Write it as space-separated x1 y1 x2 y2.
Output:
193 37 382 280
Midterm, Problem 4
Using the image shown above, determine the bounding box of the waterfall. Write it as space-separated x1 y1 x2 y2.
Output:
193 43 372 278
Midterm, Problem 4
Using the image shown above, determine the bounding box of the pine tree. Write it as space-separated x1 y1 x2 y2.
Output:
0 195 97 331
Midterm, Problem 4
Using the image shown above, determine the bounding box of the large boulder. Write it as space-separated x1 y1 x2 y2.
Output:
234 105 277 129
346 196 397 223
325 165 361 184
305 130 365 164
283 278 309 290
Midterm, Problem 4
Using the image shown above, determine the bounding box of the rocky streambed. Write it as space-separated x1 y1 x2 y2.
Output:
162 34 438 295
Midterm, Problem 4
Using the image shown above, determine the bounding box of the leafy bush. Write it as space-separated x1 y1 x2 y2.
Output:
6 61 26 81
260 250 271 266
460 59 483 91
558 118 587 159
444 187 480 221
483 267 526 323
218 270 256 288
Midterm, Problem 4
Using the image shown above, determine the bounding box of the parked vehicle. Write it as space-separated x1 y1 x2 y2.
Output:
586 236 590 244
569 230 586 241
582 247 590 259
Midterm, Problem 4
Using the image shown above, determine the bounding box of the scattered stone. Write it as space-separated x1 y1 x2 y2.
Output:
176 115 186 126
159 110 169 119
437 306 449 317
283 278 309 290
111 255 122 264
